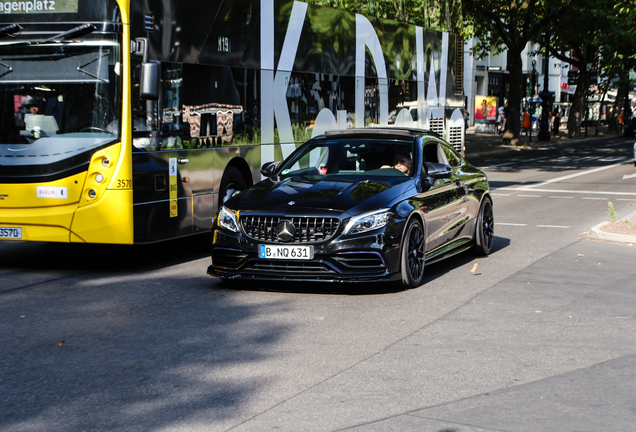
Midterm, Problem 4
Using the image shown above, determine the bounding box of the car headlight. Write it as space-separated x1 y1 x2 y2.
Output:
343 209 392 235
218 206 240 232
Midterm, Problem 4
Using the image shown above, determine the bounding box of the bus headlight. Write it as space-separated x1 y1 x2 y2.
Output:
95 173 104 183
88 189 97 199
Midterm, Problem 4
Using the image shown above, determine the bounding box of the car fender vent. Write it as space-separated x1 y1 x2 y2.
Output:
333 251 386 270
212 248 247 269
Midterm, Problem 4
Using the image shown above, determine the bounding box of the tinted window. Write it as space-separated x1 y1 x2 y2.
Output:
442 143 461 167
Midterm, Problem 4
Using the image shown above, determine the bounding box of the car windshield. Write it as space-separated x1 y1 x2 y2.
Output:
279 137 415 179
0 38 121 170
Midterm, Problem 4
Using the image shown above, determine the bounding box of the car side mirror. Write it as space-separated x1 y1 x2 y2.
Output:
425 162 453 179
260 161 281 178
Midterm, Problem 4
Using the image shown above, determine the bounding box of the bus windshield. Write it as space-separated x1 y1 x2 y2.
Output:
0 37 121 174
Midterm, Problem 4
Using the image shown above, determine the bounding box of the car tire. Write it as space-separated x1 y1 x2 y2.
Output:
398 218 426 289
219 166 246 205
472 196 494 256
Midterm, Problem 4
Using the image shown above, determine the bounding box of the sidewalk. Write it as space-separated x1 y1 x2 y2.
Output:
463 125 636 243
464 124 614 159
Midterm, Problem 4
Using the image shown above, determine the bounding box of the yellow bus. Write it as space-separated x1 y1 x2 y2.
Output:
0 0 465 244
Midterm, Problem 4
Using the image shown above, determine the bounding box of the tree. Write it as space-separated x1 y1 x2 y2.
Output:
548 0 607 137
463 0 569 145
599 0 636 133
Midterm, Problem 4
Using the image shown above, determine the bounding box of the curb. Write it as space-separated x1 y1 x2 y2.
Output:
588 211 636 244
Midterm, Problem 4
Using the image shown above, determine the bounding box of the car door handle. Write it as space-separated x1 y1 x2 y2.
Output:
177 158 189 164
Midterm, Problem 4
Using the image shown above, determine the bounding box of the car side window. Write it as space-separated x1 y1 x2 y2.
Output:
422 143 440 164
441 143 461 168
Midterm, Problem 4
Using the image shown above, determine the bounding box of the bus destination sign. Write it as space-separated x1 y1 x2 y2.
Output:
0 0 78 14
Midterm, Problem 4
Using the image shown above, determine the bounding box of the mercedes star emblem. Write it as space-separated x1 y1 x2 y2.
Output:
276 220 296 242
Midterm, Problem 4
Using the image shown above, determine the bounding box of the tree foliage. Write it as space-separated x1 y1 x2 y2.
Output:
463 0 569 145
305 0 463 34
548 0 636 137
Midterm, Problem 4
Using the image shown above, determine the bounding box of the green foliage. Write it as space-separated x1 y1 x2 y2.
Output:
292 123 313 143
304 0 463 34
608 202 618 222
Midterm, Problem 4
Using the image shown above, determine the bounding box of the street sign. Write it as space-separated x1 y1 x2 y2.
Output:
568 70 579 85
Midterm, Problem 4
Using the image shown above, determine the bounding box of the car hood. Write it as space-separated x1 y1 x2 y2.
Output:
230 174 412 214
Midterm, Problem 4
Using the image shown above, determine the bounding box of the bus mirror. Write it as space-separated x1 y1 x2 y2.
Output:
140 61 160 100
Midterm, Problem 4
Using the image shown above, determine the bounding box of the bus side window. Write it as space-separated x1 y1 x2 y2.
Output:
159 63 184 150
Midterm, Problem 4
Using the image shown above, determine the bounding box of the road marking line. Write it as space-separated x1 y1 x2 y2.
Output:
550 196 574 199
623 173 636 180
503 188 636 196
496 223 528 226
581 197 608 200
483 156 549 169
537 225 571 228
485 161 518 168
518 194 541 197
524 161 629 188
617 198 635 201
491 193 511 196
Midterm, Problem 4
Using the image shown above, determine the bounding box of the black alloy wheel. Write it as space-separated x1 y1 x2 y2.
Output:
219 166 247 204
473 196 494 256
399 218 426 288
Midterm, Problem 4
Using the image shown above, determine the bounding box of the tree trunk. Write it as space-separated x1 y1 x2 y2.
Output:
609 79 629 134
502 51 523 146
567 69 589 138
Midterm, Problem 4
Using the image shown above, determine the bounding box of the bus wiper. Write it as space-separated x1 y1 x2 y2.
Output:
0 60 12 79
2 23 96 46
76 52 109 83
0 24 22 38
41 24 96 43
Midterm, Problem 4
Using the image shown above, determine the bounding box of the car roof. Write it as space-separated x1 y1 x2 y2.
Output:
322 127 442 140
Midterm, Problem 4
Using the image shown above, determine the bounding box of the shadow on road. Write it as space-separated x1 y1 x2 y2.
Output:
0 260 291 431
0 234 211 273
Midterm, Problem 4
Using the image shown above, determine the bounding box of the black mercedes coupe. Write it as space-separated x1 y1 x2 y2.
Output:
208 128 493 288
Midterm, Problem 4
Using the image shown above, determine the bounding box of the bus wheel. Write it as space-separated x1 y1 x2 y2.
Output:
220 166 246 204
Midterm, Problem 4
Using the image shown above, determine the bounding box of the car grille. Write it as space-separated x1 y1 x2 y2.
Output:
241 216 341 244
250 261 335 273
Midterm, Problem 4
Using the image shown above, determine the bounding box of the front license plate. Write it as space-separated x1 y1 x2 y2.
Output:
259 244 314 260
0 227 22 239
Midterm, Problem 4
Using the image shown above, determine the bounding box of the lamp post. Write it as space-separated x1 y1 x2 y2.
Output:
538 21 552 142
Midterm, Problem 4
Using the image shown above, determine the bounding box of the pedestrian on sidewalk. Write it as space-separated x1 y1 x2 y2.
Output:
501 101 509 133
522 109 531 136
497 105 504 134
553 109 561 135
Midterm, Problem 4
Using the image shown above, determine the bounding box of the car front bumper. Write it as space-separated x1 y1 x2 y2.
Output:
208 228 403 283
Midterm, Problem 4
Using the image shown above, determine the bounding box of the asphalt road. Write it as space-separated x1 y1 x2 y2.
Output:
1 137 635 432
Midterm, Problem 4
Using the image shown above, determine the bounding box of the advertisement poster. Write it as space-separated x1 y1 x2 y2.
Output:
475 96 497 122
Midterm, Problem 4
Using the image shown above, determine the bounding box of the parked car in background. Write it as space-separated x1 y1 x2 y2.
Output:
208 128 494 289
